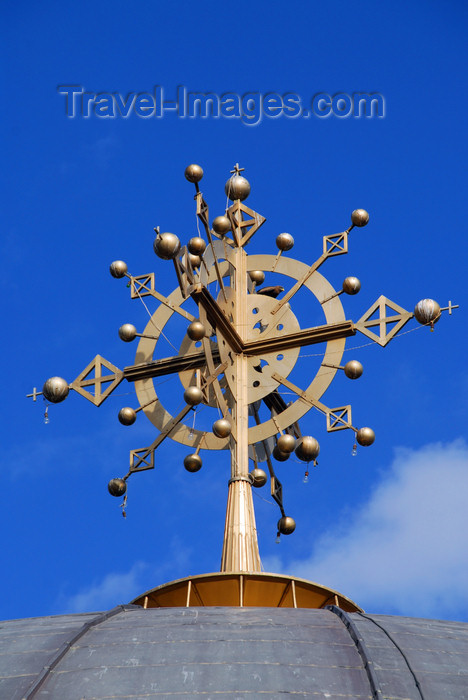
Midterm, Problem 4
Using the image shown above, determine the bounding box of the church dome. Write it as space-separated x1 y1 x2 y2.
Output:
2 595 468 699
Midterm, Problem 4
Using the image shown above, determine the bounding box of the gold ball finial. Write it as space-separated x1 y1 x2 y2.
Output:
42 377 69 403
188 237 206 256
212 215 231 235
414 299 441 326
187 320 206 341
184 454 202 472
109 260 128 278
153 232 181 260
250 468 268 488
277 434 296 453
342 276 361 295
356 427 375 446
276 233 294 251
184 164 204 183
277 516 296 535
344 360 363 379
249 270 265 285
273 445 290 461
225 175 250 201
108 478 127 497
119 323 137 342
183 386 203 406
212 418 232 438
351 209 369 227
187 253 201 268
118 407 137 425
295 436 320 462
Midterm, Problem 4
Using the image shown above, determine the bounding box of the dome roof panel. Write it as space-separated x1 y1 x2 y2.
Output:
1 606 467 699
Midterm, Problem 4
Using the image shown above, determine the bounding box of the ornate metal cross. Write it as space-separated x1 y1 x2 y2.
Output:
29 164 457 573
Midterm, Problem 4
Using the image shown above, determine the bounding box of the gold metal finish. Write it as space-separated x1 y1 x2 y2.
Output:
71 355 124 406
131 572 362 612
32 162 458 588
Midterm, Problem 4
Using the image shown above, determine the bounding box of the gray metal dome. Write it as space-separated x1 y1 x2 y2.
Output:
2 605 467 699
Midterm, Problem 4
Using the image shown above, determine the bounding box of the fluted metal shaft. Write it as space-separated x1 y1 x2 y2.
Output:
220 247 261 572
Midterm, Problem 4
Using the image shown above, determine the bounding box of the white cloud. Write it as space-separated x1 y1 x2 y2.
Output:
264 440 468 621
62 561 148 613
58 536 194 614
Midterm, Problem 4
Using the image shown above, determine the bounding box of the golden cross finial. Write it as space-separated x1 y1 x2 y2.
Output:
230 163 244 175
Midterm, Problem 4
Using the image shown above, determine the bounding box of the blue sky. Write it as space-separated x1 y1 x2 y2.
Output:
2 0 467 623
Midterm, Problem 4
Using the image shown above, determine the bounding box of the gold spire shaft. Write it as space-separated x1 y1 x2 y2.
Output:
220 247 261 572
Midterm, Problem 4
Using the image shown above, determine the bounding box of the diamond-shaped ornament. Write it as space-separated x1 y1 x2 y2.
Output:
71 355 123 406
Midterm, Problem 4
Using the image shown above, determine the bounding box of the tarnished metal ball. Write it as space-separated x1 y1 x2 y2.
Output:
414 299 441 325
277 516 296 535
249 270 265 285
351 209 369 227
188 253 201 268
276 233 294 251
225 175 250 201
188 237 206 256
184 386 203 406
277 434 296 454
212 418 232 438
344 360 363 379
42 377 69 403
119 323 137 342
295 436 320 462
250 468 268 488
118 407 136 425
342 276 361 295
212 215 231 235
184 164 204 183
109 260 128 278
184 454 202 472
153 232 181 260
356 427 375 446
187 320 206 341
108 478 127 497
273 445 290 462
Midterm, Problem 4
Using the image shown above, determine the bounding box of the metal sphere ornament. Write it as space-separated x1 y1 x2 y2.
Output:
295 436 320 462
273 445 290 462
188 253 201 268
212 418 232 438
187 237 206 256
42 377 69 403
187 320 206 341
184 454 202 472
344 360 363 379
225 175 250 201
414 299 441 326
118 407 137 425
109 260 128 279
153 232 181 260
184 164 204 183
342 276 361 295
351 209 369 227
277 433 296 454
277 516 296 535
276 233 294 251
356 427 375 446
212 215 231 235
183 386 203 406
248 270 265 285
108 478 127 497
250 468 268 488
119 323 137 342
